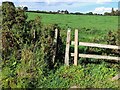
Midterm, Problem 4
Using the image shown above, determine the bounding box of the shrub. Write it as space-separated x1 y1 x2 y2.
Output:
41 64 119 88
1 2 64 88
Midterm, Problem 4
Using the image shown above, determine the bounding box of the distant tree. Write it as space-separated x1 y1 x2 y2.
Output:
75 12 83 15
89 12 93 15
65 10 69 14
86 12 93 15
23 6 28 11
115 10 118 16
104 8 120 16
61 10 64 14
111 7 115 16
69 12 73 14
104 12 111 16
118 10 120 16
94 13 97 15
114 10 120 16
57 10 60 14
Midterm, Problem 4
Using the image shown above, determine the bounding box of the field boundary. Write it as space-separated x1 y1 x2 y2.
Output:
65 29 120 66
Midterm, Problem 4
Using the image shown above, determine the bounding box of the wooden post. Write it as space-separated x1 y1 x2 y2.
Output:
65 29 71 66
112 73 120 81
52 28 58 63
33 29 36 39
74 29 78 66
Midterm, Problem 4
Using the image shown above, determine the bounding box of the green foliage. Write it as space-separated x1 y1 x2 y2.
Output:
1 2 64 88
87 30 120 58
2 2 16 30
116 29 120 45
0 5 2 26
1 2 120 89
42 64 119 88
13 7 27 30
107 31 116 45
2 2 28 60
1 46 46 88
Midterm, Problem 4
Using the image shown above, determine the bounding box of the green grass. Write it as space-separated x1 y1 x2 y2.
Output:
27 12 118 30
27 12 118 43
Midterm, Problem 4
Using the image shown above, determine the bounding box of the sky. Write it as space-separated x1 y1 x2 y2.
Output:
1 0 119 14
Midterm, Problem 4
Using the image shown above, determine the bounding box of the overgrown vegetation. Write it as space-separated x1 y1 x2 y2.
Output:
1 1 120 89
1 1 63 88
41 64 119 88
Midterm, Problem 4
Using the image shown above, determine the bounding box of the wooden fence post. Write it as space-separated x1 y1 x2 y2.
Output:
65 29 71 66
74 29 78 66
52 28 58 64
33 29 36 39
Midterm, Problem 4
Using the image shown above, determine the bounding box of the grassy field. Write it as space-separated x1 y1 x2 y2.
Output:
27 12 118 43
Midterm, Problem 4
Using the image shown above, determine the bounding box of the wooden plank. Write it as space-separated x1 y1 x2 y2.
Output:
71 53 120 61
65 29 71 66
74 29 78 65
71 41 120 50
0 31 2 50
112 73 120 81
33 29 35 39
52 28 58 64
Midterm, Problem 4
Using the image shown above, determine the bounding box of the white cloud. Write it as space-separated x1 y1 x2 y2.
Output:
2 0 14 2
96 0 112 4
18 0 96 3
92 7 117 14
2 0 115 3
19 4 27 7
1 0 119 3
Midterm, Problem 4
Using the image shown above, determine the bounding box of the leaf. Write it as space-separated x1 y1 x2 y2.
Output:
12 62 17 66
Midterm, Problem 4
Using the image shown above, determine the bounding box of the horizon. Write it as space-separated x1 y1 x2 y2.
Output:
1 0 119 14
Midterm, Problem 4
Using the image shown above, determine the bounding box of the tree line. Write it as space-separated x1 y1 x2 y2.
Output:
104 8 119 16
26 8 119 16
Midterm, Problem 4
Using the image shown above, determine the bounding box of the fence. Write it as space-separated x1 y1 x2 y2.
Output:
65 29 120 66
53 28 58 64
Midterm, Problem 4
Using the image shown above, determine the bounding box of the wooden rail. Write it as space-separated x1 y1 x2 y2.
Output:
71 41 120 49
71 53 120 61
65 29 120 66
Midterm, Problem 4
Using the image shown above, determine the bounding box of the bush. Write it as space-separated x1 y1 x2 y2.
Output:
1 2 64 88
41 64 119 88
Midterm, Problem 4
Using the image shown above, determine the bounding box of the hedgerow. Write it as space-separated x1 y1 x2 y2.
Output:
1 1 120 89
1 2 63 88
